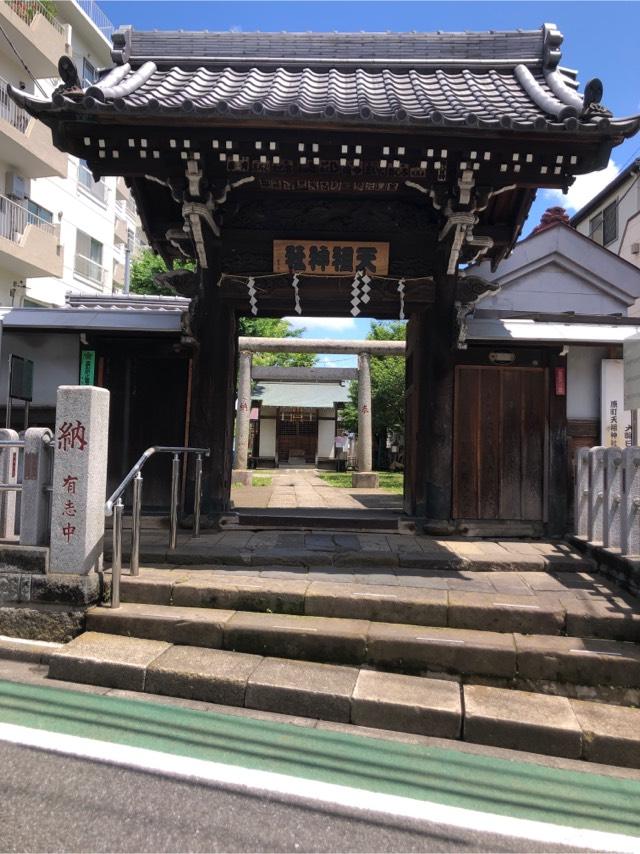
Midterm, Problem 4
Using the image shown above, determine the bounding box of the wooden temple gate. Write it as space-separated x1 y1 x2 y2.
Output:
11 25 638 534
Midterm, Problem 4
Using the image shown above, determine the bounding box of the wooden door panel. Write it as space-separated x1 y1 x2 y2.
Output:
453 366 546 523
478 369 501 519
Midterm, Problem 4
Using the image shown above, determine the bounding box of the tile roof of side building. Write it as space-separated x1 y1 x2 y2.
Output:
8 23 640 135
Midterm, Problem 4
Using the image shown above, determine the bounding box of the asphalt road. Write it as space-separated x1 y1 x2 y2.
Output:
0 741 580 854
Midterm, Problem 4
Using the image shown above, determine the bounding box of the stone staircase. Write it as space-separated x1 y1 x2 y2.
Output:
48 554 640 769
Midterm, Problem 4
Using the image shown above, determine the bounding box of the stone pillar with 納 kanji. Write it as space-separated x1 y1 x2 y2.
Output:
352 353 379 488
49 386 110 574
232 350 253 486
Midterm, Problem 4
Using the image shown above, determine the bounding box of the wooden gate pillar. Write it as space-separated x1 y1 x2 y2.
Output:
425 273 457 528
189 265 238 517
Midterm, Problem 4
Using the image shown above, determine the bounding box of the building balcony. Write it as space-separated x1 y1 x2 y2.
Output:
0 193 62 278
77 162 108 205
113 260 125 288
0 1 69 78
114 214 128 245
74 253 105 287
0 77 67 178
116 176 130 202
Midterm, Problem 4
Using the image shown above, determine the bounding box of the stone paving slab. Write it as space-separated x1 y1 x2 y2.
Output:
367 623 516 677
570 699 640 768
245 657 358 722
87 602 235 648
515 634 640 687
463 685 582 759
146 646 262 706
351 670 461 738
48 631 169 691
304 581 448 625
224 611 369 665
448 591 565 635
118 531 595 573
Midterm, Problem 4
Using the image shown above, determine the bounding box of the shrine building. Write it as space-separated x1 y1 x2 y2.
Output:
9 24 639 536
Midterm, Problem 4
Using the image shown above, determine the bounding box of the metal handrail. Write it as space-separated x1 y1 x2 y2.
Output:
107 446 210 609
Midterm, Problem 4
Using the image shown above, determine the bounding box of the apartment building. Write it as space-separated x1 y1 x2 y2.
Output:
571 158 640 269
0 0 142 307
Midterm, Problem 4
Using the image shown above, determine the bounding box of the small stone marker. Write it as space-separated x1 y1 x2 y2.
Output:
574 448 589 539
604 447 623 550
20 427 53 546
622 446 640 556
50 386 110 574
0 428 19 539
587 446 605 544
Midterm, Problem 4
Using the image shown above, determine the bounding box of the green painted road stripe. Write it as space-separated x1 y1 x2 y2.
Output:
0 678 638 838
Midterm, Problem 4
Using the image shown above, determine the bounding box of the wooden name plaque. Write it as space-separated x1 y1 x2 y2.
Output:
273 240 389 276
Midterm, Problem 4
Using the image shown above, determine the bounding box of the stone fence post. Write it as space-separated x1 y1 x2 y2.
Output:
20 428 53 547
574 447 589 539
622 446 640 557
0 428 19 539
49 386 110 574
587 446 605 545
603 447 623 550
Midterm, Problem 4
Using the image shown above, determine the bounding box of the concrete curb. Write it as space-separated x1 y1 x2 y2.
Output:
0 635 64 664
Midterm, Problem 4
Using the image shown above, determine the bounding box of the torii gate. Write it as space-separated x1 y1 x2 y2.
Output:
234 337 406 488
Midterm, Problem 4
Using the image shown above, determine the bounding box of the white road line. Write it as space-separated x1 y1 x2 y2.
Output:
0 722 635 853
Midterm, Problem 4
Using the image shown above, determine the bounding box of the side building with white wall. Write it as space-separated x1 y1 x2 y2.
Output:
0 0 143 307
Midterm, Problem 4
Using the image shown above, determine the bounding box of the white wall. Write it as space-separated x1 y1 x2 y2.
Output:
317 419 336 459
0 329 79 408
567 345 608 420
259 418 276 457
574 171 640 262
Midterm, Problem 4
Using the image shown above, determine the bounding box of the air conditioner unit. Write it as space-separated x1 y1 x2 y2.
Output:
631 243 640 255
5 172 28 200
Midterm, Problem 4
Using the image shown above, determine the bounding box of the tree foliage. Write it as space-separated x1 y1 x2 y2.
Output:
129 249 194 296
341 320 406 437
238 317 316 367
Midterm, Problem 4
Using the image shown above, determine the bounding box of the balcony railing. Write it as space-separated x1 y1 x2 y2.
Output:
0 193 55 243
5 0 65 34
74 253 105 286
0 76 31 133
76 0 113 40
77 162 107 204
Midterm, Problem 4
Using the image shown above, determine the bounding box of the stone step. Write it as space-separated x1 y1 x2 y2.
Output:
85 602 640 699
47 631 640 768
119 571 640 642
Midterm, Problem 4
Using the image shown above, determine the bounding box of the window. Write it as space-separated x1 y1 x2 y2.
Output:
82 57 97 88
77 159 107 204
75 230 104 285
26 200 53 226
589 200 618 246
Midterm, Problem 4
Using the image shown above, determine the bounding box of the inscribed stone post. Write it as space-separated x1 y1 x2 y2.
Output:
0 429 19 539
20 428 53 546
622 446 640 556
49 386 110 574
574 447 589 539
587 446 605 545
603 447 623 550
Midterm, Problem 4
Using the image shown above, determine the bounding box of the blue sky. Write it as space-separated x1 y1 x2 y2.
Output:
100 2 640 354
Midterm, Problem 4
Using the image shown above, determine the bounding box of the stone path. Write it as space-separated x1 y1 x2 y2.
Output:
232 468 402 511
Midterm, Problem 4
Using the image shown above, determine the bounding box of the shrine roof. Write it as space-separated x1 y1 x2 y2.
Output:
9 24 640 135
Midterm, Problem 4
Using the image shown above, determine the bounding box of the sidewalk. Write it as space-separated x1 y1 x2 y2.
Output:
232 468 402 512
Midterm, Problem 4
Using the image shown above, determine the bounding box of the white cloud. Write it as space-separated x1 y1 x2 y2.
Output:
229 25 242 33
542 159 620 212
284 316 358 333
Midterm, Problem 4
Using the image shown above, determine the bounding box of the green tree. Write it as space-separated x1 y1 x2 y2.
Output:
129 249 194 296
239 317 315 367
342 320 406 467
